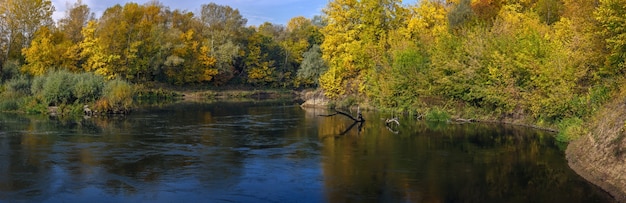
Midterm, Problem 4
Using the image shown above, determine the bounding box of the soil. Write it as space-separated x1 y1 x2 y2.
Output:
566 99 626 202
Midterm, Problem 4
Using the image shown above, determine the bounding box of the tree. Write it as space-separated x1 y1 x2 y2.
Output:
58 0 93 43
320 0 405 98
79 21 119 79
0 0 54 63
199 3 247 85
298 45 327 86
244 28 285 86
21 27 62 76
595 0 626 75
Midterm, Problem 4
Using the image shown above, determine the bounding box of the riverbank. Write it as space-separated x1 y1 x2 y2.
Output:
566 92 626 202
302 89 626 202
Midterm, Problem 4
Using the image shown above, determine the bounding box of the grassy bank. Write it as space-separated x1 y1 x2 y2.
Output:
0 71 299 117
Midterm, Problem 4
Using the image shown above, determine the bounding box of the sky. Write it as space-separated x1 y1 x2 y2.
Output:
50 0 419 26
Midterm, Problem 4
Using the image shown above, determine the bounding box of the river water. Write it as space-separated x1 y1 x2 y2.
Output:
0 101 615 202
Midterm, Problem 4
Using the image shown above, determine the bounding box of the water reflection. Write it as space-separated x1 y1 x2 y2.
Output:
0 102 615 202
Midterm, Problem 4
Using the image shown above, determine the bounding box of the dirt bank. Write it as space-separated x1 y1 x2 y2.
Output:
567 98 626 202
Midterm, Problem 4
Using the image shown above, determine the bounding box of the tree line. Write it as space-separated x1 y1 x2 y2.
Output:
0 0 325 87
319 0 624 132
2 0 626 133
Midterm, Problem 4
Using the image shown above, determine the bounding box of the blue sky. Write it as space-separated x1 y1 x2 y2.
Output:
51 0 419 26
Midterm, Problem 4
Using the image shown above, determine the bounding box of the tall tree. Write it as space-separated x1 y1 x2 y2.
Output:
595 0 626 75
58 0 93 43
0 0 54 63
298 45 327 86
320 0 405 98
199 3 247 85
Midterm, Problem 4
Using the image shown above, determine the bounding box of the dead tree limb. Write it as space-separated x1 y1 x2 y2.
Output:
319 109 364 122
385 118 400 126
319 107 365 136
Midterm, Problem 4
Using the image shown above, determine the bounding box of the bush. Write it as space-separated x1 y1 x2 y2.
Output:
5 76 31 96
1 60 21 83
42 71 75 105
556 117 584 142
99 79 134 112
425 108 451 122
73 72 105 103
31 75 46 98
0 98 19 111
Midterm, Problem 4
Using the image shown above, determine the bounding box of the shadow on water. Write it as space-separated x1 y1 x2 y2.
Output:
0 102 616 202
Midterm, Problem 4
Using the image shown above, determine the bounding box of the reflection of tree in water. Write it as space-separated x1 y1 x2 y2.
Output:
0 113 55 200
318 116 615 203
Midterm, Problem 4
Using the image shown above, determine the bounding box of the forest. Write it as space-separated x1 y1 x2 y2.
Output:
1 0 626 141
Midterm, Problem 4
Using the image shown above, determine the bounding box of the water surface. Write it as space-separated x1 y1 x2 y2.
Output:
0 101 614 202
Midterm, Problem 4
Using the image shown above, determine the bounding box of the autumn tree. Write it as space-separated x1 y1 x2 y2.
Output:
58 0 93 43
595 0 626 75
199 3 247 85
320 0 406 98
0 0 54 64
21 27 67 76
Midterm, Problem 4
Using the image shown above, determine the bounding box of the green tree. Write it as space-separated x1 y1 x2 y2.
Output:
297 45 327 86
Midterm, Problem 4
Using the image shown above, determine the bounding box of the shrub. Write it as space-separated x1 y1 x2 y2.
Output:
425 108 451 122
556 117 584 142
31 75 47 99
101 79 134 112
0 98 19 111
73 72 105 103
1 60 21 83
42 70 75 105
5 76 31 96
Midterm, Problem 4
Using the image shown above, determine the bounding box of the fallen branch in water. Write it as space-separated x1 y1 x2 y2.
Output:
319 109 364 122
385 117 400 126
319 107 365 135
448 118 476 124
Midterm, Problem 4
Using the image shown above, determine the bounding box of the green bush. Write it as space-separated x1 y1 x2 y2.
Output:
73 72 105 103
0 98 19 111
41 70 75 106
5 76 31 96
31 75 46 98
556 117 584 143
425 108 451 122
1 60 21 83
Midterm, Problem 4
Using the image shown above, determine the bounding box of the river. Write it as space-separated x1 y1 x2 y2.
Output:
0 101 615 202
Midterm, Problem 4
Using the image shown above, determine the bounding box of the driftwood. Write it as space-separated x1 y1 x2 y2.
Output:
385 117 400 134
385 117 399 125
449 118 476 124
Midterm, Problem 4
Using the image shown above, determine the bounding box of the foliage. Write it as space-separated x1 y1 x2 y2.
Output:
595 0 626 75
5 75 31 96
1 60 21 82
3 0 626 144
425 108 451 122
297 45 327 86
40 70 75 106
556 117 584 142
73 72 105 103
99 79 134 112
